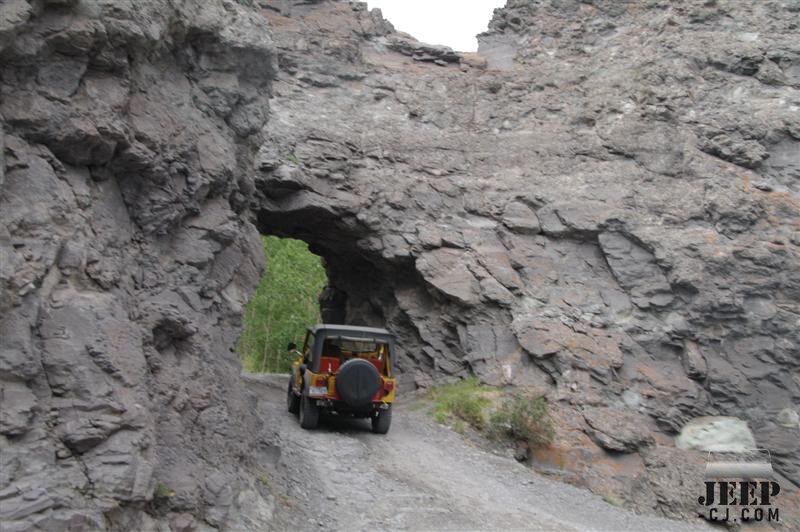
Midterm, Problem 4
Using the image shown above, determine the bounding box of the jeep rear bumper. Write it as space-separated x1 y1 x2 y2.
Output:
313 399 391 416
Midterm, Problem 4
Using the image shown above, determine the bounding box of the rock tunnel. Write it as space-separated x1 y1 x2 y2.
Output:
253 181 495 390
1 0 799 529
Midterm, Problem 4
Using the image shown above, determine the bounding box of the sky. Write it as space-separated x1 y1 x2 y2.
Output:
366 1 507 52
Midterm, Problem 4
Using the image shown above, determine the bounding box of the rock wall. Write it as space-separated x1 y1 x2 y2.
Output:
1 0 799 528
255 0 800 519
1 1 276 529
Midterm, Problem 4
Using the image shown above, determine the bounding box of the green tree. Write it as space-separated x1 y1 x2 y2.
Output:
238 236 327 372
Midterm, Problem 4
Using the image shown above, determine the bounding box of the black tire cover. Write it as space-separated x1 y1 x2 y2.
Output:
336 359 381 408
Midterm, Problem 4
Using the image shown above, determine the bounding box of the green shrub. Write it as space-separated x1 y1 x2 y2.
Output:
153 480 175 499
489 394 554 448
428 377 491 430
602 494 624 507
238 236 327 373
427 380 555 449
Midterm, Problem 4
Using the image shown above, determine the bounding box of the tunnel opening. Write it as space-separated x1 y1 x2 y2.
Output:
252 202 441 390
248 147 550 392
237 235 327 373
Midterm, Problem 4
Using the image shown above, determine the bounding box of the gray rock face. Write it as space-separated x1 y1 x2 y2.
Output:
1 0 275 529
583 407 654 453
254 0 800 520
386 35 460 65
1 0 799 528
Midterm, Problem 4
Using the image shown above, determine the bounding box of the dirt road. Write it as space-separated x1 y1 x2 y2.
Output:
244 374 709 531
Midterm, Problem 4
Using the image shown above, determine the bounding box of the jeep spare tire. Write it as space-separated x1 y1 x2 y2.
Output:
336 358 381 408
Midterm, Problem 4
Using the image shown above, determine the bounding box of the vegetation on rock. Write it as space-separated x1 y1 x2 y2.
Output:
429 377 492 430
428 378 554 448
153 481 175 500
489 394 554 449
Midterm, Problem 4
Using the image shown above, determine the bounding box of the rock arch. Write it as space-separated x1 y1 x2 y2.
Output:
2 0 799 528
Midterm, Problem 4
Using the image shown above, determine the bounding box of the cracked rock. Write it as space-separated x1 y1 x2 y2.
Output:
583 407 655 453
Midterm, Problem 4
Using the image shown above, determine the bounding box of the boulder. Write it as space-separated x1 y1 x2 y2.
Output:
676 416 757 453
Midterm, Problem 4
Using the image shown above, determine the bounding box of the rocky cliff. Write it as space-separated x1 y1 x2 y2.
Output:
1 0 799 529
1 0 276 529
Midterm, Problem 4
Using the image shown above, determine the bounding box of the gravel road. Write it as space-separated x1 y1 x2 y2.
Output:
244 374 710 532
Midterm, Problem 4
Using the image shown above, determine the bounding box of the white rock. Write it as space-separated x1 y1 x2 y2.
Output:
676 416 757 453
776 408 799 428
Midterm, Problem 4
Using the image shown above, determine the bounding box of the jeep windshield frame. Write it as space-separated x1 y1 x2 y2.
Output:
306 325 395 375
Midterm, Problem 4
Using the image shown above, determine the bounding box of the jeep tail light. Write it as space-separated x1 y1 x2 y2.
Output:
308 375 329 398
383 380 394 395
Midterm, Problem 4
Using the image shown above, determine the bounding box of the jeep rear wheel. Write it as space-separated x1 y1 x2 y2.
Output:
371 407 391 434
287 379 300 415
299 393 320 429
